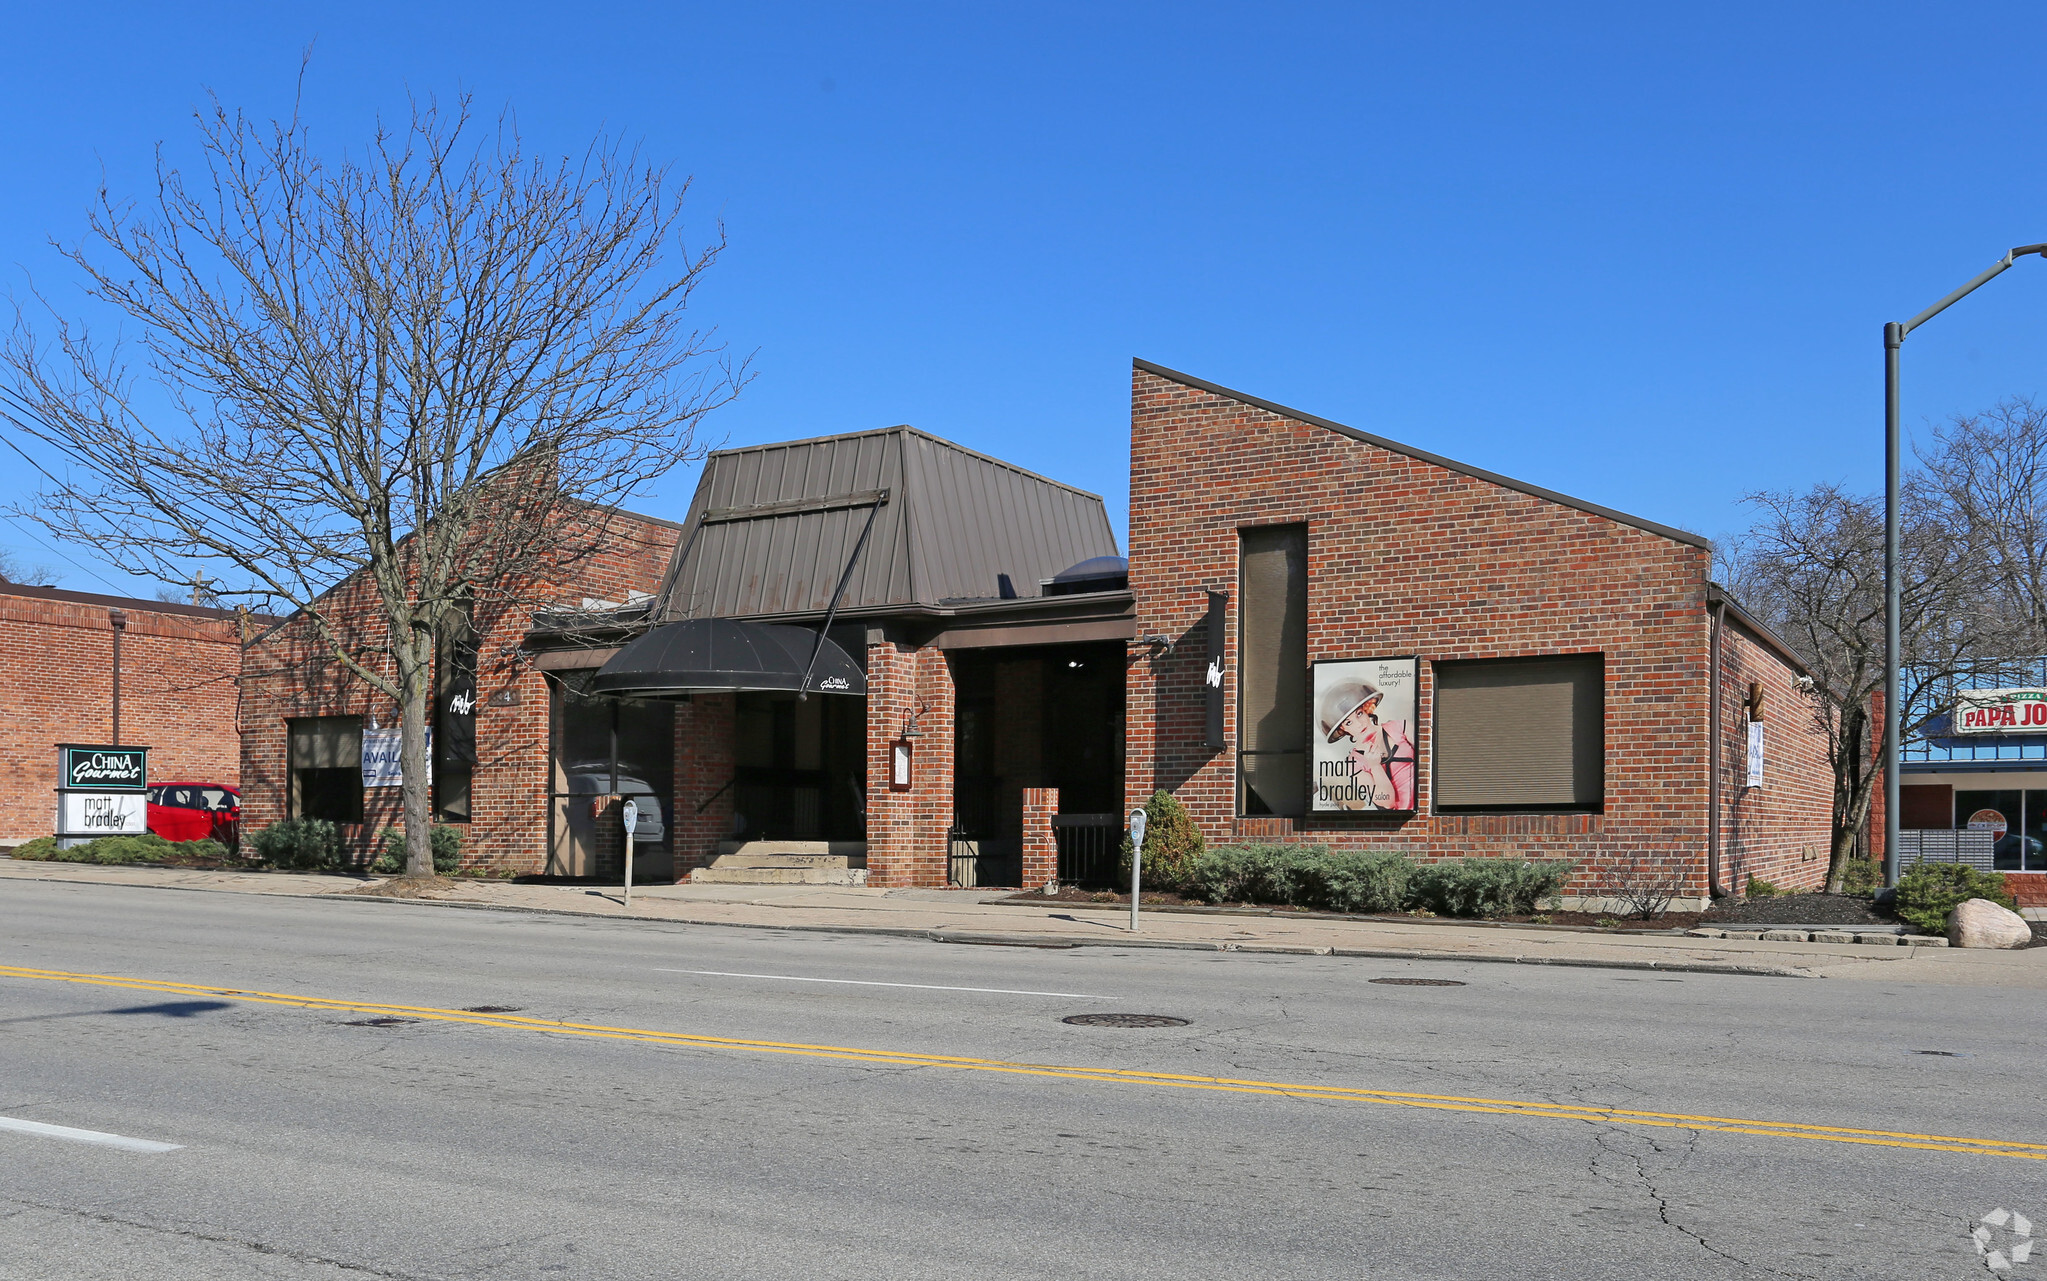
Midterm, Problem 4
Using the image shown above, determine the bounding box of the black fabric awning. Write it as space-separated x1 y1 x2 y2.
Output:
589 618 866 698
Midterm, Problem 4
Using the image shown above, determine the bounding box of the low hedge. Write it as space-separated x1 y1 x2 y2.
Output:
1895 862 2015 935
1172 844 1568 918
249 818 348 871
8 833 229 865
373 825 463 875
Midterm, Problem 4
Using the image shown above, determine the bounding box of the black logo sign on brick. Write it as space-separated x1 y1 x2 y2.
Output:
60 745 149 791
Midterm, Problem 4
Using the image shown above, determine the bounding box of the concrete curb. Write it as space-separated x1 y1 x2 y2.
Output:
0 865 1819 978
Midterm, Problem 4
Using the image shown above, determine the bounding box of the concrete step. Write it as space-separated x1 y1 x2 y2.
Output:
714 840 867 860
688 865 868 886
709 853 850 870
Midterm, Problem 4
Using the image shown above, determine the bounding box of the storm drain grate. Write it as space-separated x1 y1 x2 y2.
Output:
463 1006 523 1014
1062 1013 1191 1028
342 1017 415 1028
1369 977 1466 987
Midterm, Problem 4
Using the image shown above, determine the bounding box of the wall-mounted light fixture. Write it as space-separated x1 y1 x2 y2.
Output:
889 737 914 792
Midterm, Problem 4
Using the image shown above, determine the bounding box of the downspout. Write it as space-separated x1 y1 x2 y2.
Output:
109 609 127 745
1707 595 1727 899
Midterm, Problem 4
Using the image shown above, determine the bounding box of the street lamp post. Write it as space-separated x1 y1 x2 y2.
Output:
1883 242 2047 888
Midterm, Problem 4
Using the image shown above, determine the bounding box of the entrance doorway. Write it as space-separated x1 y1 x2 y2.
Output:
950 641 1125 887
547 672 675 879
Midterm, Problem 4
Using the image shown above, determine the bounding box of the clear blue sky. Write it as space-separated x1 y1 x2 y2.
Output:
4 2 2045 595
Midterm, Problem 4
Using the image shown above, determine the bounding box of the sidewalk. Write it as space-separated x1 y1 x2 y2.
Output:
6 857 2046 988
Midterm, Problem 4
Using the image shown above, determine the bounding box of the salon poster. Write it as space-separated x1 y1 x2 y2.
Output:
1311 657 1419 813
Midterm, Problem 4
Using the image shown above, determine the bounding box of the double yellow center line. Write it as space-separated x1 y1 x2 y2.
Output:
4 962 2038 1162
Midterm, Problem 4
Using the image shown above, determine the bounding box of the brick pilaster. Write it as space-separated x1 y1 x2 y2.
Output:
1021 787 1058 889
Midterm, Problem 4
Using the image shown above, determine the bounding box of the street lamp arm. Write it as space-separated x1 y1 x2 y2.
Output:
1899 243 2047 337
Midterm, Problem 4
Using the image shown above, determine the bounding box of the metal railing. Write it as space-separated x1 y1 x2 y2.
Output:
948 828 1022 889
1895 829 1996 871
1053 813 1122 888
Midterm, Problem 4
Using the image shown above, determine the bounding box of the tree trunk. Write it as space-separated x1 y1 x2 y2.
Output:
397 638 436 878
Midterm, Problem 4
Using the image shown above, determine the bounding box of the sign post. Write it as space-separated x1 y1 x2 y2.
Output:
54 744 149 848
621 799 639 908
1128 806 1148 933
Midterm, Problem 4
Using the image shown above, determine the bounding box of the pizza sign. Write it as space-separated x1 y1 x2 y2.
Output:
1952 688 2047 734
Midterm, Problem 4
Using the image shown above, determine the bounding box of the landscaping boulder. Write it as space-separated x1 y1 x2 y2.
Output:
1946 898 2032 950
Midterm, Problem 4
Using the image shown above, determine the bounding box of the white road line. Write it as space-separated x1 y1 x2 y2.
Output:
0 1115 182 1153
654 969 1112 999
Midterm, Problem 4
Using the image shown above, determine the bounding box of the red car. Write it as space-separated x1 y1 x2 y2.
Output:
146 783 241 847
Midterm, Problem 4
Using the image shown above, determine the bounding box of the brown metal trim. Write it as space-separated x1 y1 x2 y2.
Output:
702 488 889 525
932 616 1138 650
533 647 620 671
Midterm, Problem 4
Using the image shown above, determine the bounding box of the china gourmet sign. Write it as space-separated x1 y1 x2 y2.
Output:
1952 688 2047 734
60 745 149 791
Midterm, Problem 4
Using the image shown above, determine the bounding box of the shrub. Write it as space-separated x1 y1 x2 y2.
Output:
374 825 462 875
1118 790 1205 889
1895 862 2015 934
1836 858 1883 898
1315 849 1417 914
251 818 347 871
1745 875 1780 899
6 832 226 865
1410 858 1572 917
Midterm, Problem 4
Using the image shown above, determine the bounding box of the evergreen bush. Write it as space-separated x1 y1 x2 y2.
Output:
374 825 463 875
250 818 347 871
1836 858 1883 898
1118 790 1205 889
1895 862 2014 934
1410 858 1571 917
6 833 228 865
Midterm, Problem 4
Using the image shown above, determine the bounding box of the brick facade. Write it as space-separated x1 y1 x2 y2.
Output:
1123 363 1832 900
237 512 680 872
1715 616 1834 893
1021 787 1058 888
864 641 957 888
0 586 244 844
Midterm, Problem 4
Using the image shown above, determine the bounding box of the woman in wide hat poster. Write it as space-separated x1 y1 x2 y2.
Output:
1312 659 1417 812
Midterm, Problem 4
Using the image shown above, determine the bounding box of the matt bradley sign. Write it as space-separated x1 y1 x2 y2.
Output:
60 745 149 791
1952 688 2047 734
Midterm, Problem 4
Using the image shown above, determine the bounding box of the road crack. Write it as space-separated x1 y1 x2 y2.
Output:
3 1194 429 1278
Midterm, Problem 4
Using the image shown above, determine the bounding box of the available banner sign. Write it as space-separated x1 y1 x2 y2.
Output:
1310 657 1419 813
360 728 430 788
1952 688 2047 734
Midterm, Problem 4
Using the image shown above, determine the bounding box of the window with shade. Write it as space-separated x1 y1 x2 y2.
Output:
288 716 364 823
1238 524 1308 817
1432 655 1604 812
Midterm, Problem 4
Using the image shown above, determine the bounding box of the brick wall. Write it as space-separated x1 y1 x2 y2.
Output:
1123 363 1832 899
0 587 244 843
1021 787 1058 888
1716 617 1833 894
865 641 956 887
673 692 735 874
238 512 680 873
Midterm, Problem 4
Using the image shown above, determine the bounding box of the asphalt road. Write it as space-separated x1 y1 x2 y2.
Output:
0 880 2039 1280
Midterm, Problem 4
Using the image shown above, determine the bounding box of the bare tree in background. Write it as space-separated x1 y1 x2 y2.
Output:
0 548 56 586
1917 397 2047 643
1 89 742 876
1723 484 2003 892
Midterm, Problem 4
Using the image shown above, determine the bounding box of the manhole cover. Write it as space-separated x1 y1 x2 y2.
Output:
342 1017 414 1027
1369 977 1466 987
1062 1013 1191 1028
463 1005 523 1014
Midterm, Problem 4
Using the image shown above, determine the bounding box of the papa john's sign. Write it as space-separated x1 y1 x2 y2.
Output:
1952 688 2047 734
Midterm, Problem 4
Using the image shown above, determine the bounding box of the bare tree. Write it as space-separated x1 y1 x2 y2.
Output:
1 87 742 876
0 547 56 586
1916 397 2047 649
1723 484 2004 892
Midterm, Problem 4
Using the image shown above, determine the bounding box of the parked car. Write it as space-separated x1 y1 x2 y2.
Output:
146 783 241 847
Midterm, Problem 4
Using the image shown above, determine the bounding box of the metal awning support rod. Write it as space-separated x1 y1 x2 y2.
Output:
797 492 887 698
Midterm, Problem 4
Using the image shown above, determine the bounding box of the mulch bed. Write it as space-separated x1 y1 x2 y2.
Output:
1701 893 1895 927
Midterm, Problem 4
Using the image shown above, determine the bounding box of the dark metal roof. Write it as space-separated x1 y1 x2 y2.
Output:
591 618 866 697
1133 359 1712 551
652 426 1120 621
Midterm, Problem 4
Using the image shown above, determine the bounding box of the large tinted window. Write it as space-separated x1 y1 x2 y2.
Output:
1238 525 1307 817
289 716 363 823
1433 656 1604 811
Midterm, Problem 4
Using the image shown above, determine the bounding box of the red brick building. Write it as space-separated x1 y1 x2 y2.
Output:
230 365 1831 900
0 584 245 845
1124 360 1831 904
236 509 684 870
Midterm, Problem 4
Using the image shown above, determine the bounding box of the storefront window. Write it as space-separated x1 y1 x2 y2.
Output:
1958 788 2041 871
289 716 363 823
1238 524 1307 817
434 602 476 823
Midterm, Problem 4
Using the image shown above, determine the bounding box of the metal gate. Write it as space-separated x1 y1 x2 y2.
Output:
1053 813 1121 889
